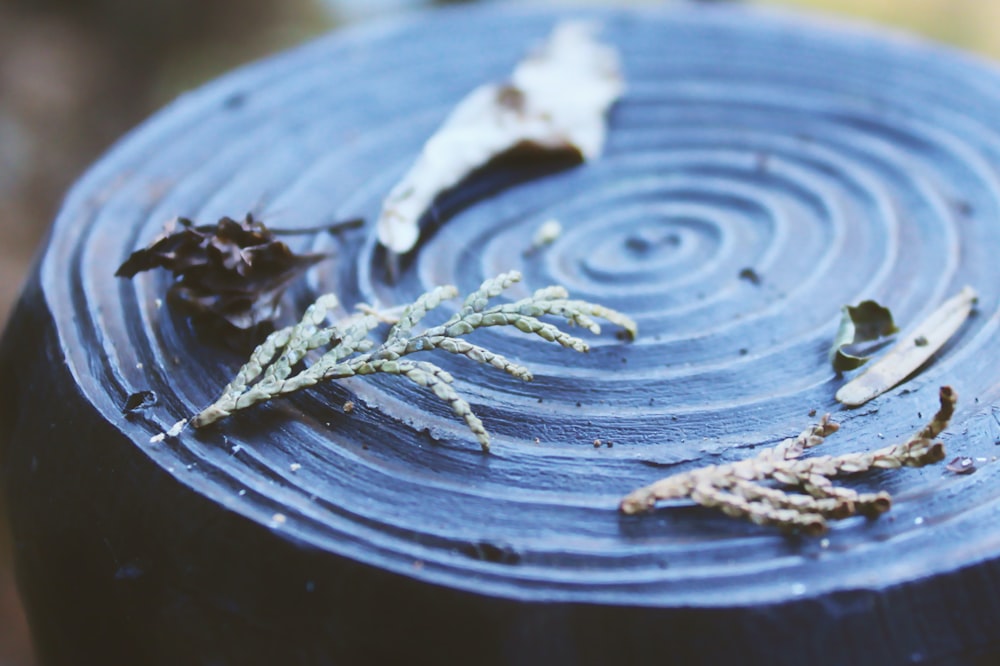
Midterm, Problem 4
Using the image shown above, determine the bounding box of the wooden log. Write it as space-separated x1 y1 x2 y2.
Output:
3 4 1000 664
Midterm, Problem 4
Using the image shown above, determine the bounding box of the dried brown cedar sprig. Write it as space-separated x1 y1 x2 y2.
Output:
620 386 956 535
191 270 636 452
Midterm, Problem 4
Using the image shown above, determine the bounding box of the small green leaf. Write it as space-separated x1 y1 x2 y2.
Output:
829 300 898 372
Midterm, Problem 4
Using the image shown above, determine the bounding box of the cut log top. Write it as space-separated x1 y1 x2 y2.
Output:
4 4 1000 665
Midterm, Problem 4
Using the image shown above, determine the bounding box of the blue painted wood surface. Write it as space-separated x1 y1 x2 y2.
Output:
3 4 1000 664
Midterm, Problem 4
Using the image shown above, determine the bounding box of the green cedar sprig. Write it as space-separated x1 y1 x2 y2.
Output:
192 270 636 452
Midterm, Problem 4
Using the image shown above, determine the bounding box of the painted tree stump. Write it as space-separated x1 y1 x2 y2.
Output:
3 5 1000 665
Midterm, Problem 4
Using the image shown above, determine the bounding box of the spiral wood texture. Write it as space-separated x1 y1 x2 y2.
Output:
5 4 1000 664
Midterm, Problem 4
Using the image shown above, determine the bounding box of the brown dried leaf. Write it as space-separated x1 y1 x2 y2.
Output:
116 214 326 330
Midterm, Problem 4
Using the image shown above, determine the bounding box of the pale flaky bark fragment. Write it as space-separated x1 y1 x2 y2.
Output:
377 21 624 256
836 287 977 407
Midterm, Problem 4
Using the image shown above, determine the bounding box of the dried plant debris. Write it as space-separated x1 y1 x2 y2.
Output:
377 21 624 256
122 390 157 415
621 386 956 535
946 456 976 475
524 219 563 256
738 267 762 286
837 287 977 407
116 214 347 330
830 299 898 371
191 270 636 452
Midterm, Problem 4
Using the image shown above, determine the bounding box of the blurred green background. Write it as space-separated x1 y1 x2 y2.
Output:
0 1 995 663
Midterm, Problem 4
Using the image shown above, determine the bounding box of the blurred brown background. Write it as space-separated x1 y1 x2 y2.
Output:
0 0 995 663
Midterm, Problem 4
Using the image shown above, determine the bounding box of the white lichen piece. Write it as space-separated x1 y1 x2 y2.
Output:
377 21 624 255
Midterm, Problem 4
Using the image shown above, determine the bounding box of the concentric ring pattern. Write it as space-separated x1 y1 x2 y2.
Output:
45 5 1000 606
